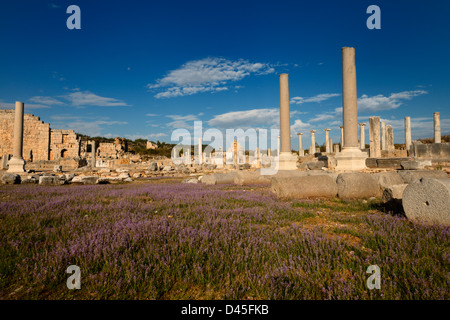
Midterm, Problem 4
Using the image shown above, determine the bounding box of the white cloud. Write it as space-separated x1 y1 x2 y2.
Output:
63 91 130 107
148 133 168 139
309 113 337 123
290 93 340 105
29 96 64 105
119 133 168 141
291 119 312 133
51 120 127 136
145 113 159 117
148 57 275 98
357 90 427 112
208 108 280 129
207 108 307 130
0 101 51 109
166 113 203 129
50 114 81 121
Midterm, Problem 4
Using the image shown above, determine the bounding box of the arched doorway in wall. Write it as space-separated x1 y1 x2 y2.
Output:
61 149 68 158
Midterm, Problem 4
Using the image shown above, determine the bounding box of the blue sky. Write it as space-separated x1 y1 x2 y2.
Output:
1 0 449 150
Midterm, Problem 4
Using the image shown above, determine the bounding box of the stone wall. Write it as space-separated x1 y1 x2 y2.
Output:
50 129 80 160
97 138 127 159
1 109 82 162
98 142 118 159
0 109 50 161
410 141 450 160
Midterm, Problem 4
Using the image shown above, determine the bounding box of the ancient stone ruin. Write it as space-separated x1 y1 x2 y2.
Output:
1 46 449 226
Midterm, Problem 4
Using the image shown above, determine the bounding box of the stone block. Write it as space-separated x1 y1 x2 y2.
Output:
182 178 198 184
1 173 21 184
365 158 378 168
71 176 99 185
337 173 382 199
306 161 326 170
376 158 410 169
400 160 432 170
397 170 448 184
382 184 408 213
21 177 38 184
373 171 405 190
233 170 271 185
202 172 237 185
402 178 450 226
39 176 63 186
271 174 337 199
1 154 10 170
64 174 75 182
118 172 131 179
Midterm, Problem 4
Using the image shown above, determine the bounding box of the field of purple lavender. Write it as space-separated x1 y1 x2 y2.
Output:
0 179 448 299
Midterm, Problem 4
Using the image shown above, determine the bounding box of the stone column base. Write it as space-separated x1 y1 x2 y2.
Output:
277 152 298 170
335 147 367 171
7 157 26 173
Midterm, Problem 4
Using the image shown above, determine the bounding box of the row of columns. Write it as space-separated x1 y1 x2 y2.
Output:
366 112 442 157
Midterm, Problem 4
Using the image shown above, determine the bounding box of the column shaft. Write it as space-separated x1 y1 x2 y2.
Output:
12 101 24 159
405 117 411 151
324 129 330 153
310 131 316 154
279 74 291 153
381 121 386 150
434 112 441 143
342 47 359 148
369 117 381 158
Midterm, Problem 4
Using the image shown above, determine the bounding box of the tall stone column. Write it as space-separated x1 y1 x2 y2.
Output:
91 140 96 168
297 133 304 156
404 116 412 152
277 73 297 170
8 102 26 172
279 74 291 153
434 112 441 143
324 129 331 153
386 125 394 151
198 138 203 164
339 125 344 148
310 130 316 155
277 136 280 156
329 137 333 153
369 117 381 158
334 144 340 153
342 48 358 149
335 47 367 170
381 121 386 151
233 140 238 167
359 123 366 149
255 147 261 168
